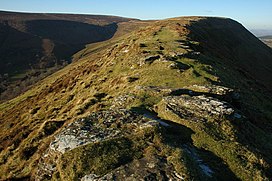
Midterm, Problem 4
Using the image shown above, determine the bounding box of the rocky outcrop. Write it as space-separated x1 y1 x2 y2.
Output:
36 109 166 180
154 84 242 124
110 95 136 109
35 84 245 180
184 84 235 97
81 155 184 181
157 95 234 122
136 84 236 97
50 109 157 153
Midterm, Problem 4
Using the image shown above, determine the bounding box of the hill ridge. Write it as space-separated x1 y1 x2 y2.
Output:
0 16 272 180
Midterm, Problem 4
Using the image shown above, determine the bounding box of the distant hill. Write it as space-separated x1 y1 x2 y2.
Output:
259 35 272 39
259 35 272 48
0 11 146 101
0 10 136 75
250 29 272 37
1 16 272 180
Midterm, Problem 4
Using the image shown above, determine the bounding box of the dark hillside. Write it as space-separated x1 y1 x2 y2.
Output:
0 20 117 75
27 20 117 45
184 17 272 134
0 11 141 101
0 10 133 25
0 23 43 74
186 18 272 90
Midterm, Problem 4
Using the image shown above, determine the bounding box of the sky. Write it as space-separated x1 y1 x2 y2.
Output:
0 0 272 30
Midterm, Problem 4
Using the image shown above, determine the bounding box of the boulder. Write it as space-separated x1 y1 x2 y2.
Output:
156 95 234 122
36 109 163 180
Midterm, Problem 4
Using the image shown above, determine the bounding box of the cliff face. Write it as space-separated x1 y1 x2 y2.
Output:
0 16 272 180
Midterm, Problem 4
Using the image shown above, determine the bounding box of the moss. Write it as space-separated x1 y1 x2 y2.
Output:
156 99 269 180
167 148 206 180
55 124 161 180
58 137 133 180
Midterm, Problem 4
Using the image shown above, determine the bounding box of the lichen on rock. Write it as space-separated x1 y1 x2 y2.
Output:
36 109 163 180
157 95 234 123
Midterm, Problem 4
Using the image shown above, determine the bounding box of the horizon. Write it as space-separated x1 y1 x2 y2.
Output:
1 1 272 180
1 9 271 37
0 0 272 31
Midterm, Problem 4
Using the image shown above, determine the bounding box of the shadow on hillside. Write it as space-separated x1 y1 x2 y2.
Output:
0 20 118 102
26 20 118 60
0 23 43 74
185 17 272 91
131 106 239 180
185 18 272 178
161 119 239 180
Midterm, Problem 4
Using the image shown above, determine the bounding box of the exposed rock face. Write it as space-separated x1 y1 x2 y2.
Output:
149 84 241 124
36 109 165 180
81 156 183 181
50 109 148 153
182 144 214 177
159 95 234 122
136 84 237 100
110 95 136 109
185 84 234 97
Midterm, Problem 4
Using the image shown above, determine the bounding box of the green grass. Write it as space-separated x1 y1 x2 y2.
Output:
156 97 271 180
55 122 161 180
1 17 272 180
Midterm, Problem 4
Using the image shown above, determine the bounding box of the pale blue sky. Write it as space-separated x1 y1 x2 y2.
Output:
0 0 271 30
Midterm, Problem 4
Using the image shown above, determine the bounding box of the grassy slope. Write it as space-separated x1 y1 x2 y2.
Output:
0 11 145 102
0 17 272 180
0 10 134 76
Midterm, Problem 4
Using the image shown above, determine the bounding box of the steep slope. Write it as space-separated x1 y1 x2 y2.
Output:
0 17 272 180
0 11 146 102
186 18 272 90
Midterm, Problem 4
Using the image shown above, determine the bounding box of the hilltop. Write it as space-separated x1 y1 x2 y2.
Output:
0 15 272 180
0 10 149 101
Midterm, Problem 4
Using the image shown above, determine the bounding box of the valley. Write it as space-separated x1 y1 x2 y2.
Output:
0 13 272 180
0 11 148 102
